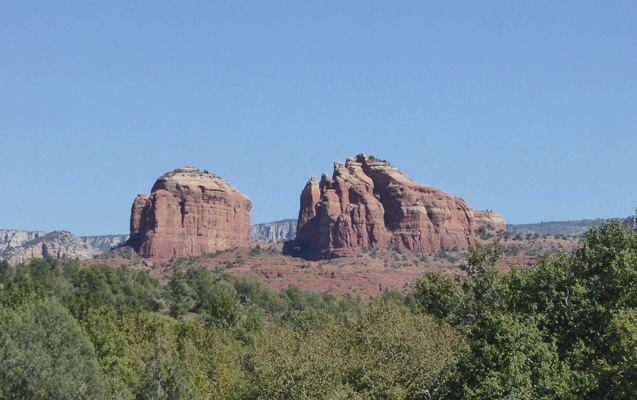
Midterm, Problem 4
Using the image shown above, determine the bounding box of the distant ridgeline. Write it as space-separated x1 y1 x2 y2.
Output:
506 218 628 237
2 216 634 264
254 216 636 243
0 230 129 265
251 219 297 243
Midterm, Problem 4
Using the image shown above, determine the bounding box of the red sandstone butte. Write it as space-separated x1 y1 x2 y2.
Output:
295 154 503 259
130 166 252 259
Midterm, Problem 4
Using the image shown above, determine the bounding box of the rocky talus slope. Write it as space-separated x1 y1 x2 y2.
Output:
130 166 252 259
292 154 503 260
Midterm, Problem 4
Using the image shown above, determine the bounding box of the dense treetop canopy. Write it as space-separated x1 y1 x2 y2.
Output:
1 219 637 399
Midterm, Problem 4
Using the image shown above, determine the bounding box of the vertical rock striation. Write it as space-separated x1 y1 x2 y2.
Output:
294 154 500 260
251 219 297 243
130 166 252 259
0 230 46 253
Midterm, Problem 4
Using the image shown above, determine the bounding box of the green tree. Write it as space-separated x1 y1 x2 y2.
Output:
460 240 504 276
0 259 13 286
81 304 206 399
246 310 353 399
75 263 162 311
168 269 196 317
604 308 637 398
9 257 73 301
203 280 242 329
346 300 465 399
0 298 108 399
453 311 572 399
413 270 464 321
186 266 217 312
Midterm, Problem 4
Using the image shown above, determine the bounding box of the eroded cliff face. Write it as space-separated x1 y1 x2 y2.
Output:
130 166 252 259
82 235 129 252
0 230 46 253
295 154 495 259
252 219 297 243
3 231 100 265
1 230 129 264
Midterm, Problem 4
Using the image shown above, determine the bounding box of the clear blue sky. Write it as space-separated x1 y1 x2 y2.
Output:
2 1 636 236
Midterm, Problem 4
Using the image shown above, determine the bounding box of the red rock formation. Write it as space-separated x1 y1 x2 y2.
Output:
295 159 391 259
473 210 507 231
130 166 252 259
295 154 499 259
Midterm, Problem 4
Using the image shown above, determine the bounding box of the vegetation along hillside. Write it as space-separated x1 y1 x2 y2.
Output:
506 218 611 236
2 220 637 398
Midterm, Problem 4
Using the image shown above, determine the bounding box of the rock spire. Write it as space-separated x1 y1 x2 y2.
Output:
294 154 499 259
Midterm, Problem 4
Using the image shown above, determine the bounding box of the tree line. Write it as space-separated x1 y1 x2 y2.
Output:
1 219 636 399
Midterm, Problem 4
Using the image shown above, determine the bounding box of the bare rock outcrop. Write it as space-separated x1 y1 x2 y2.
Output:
0 230 46 253
82 235 129 252
3 231 100 265
252 219 297 243
473 210 507 231
130 166 252 259
294 154 498 259
1 231 130 265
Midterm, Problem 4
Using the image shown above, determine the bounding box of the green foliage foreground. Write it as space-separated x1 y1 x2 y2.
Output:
1 220 637 399
415 220 637 399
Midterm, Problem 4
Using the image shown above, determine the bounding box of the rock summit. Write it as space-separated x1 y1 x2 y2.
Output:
130 166 252 259
293 154 503 259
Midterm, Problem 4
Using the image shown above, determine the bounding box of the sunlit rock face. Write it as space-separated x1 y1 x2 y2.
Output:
252 219 297 243
130 166 252 259
295 154 494 260
473 210 507 231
